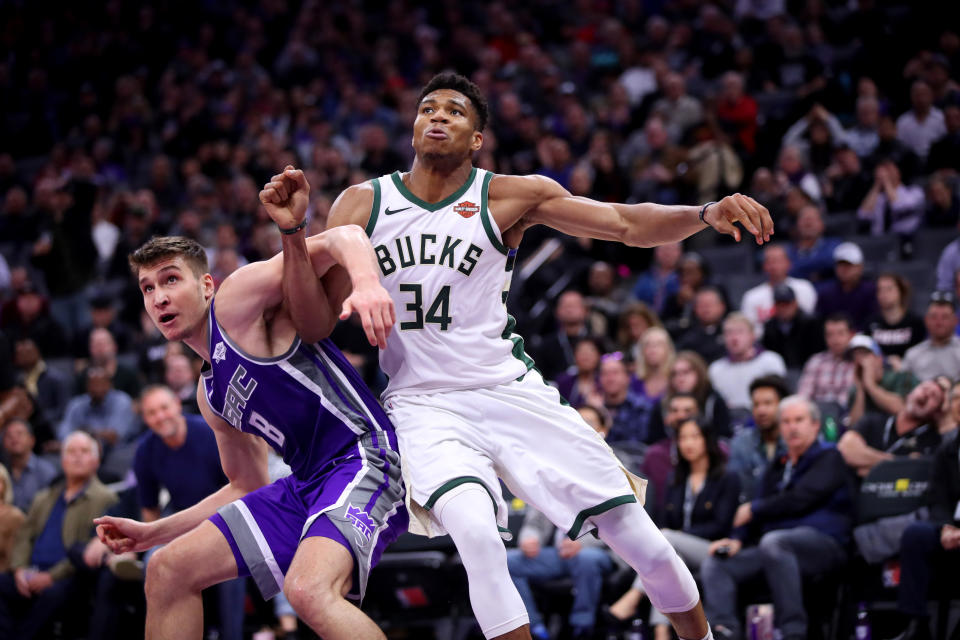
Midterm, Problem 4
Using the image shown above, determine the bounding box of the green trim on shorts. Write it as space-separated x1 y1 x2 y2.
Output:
501 314 536 373
364 178 381 237
423 475 500 516
566 494 637 540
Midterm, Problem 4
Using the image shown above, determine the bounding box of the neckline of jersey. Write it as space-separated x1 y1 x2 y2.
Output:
390 167 478 212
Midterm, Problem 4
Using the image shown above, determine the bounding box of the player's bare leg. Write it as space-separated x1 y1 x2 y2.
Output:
493 626 532 639
144 521 239 640
284 536 385 640
665 602 709 640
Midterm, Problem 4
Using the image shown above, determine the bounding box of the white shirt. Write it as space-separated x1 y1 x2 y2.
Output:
896 108 946 159
709 350 787 410
740 277 818 336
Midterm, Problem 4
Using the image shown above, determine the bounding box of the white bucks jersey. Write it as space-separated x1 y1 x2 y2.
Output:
366 168 532 398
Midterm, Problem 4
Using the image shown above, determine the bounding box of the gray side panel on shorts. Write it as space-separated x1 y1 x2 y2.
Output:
219 502 284 600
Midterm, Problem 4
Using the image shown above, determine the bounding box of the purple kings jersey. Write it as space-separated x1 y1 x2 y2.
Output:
201 298 398 480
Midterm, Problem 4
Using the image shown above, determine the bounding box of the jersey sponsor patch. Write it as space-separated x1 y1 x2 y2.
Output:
453 200 479 218
213 341 226 363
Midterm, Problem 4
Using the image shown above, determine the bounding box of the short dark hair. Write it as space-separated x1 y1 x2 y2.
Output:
824 312 854 329
418 72 489 131
749 374 791 400
129 236 208 278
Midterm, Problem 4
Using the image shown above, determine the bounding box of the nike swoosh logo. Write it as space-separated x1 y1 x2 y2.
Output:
384 206 412 216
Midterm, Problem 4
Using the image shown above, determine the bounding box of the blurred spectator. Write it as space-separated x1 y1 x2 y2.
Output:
728 375 791 502
625 117 687 205
162 354 199 414
685 121 744 205
866 273 926 362
0 431 117 640
584 262 629 339
815 242 878 331
676 286 728 364
796 314 855 407
786 205 840 282
0 279 68 359
838 380 945 477
0 419 57 514
870 115 921 182
846 335 918 426
532 290 601 383
0 465 24 573
708 313 787 412
651 72 704 143
641 392 702 516
13 338 70 430
507 503 613 640
631 242 682 316
608 417 740 632
824 145 873 213
702 397 852 640
59 367 138 448
70 294 133 360
761 283 825 369
926 104 960 175
775 145 821 205
741 245 817 336
843 96 881 160
73 328 140 398
133 310 169 385
715 71 759 156
616 303 662 364
647 351 732 442
631 327 675 405
896 80 946 162
555 338 605 408
924 175 960 228
901 292 960 380
662 253 717 334
857 158 925 237
782 105 843 176
888 432 960 640
600 354 657 446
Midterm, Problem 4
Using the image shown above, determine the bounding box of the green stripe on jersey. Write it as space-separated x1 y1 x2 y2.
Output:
365 178 381 237
390 167 477 212
479 171 508 255
500 314 535 372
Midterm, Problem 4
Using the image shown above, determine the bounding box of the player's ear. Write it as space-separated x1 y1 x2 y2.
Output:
201 273 215 299
471 130 483 152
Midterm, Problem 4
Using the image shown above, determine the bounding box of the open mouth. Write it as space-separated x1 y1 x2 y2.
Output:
159 313 177 325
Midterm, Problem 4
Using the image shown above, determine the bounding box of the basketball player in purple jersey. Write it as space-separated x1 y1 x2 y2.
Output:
95 205 407 638
275 73 774 640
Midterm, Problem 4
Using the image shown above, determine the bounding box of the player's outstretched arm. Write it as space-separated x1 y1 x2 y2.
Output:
260 168 393 347
494 174 773 247
95 386 270 554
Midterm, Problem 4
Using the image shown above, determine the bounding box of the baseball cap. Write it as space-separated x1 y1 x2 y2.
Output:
929 290 957 309
833 242 864 265
845 334 881 359
772 283 796 303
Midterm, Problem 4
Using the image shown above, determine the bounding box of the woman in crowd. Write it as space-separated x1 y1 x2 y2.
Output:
616 302 662 364
631 327 675 405
865 272 926 364
647 350 732 439
606 417 740 638
555 337 605 408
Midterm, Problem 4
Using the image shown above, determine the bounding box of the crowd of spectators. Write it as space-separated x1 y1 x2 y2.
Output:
2 0 960 638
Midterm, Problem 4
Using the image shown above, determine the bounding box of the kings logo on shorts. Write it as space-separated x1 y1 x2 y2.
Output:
453 200 479 218
345 503 374 544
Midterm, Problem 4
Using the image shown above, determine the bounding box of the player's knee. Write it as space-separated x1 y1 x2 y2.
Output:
453 526 507 572
283 573 341 622
145 546 188 601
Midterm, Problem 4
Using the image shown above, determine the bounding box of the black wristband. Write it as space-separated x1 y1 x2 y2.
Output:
699 201 717 225
278 219 307 235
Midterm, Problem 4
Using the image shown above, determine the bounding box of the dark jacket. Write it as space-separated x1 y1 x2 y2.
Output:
929 432 960 530
662 469 741 540
740 441 854 545
761 311 825 369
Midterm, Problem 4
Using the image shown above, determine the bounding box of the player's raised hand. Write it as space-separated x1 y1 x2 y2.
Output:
259 165 310 230
94 515 156 554
702 193 774 245
340 280 396 349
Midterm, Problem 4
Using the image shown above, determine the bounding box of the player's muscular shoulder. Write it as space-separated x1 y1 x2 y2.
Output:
488 174 569 231
327 182 375 229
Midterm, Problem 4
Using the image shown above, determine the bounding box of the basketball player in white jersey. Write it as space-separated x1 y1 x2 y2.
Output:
262 72 773 640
